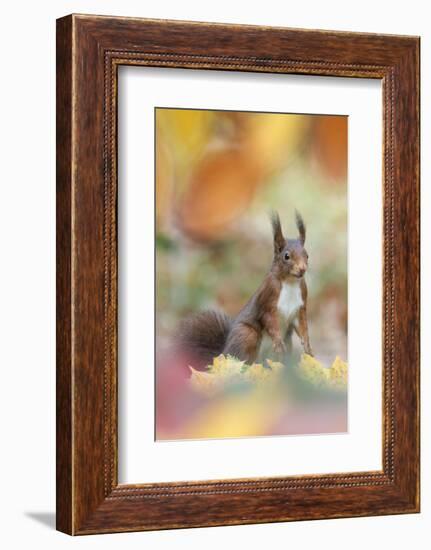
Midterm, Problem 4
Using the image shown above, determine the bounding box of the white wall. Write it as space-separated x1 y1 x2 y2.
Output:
0 1 427 548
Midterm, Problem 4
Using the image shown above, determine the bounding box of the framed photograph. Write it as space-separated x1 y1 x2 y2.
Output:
56 14 420 534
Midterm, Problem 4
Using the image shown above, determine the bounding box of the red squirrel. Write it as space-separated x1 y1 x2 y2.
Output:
178 211 312 368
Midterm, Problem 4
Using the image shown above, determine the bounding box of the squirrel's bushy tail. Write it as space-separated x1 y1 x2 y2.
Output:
176 310 233 370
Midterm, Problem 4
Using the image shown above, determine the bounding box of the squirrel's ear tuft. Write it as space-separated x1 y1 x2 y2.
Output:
271 211 285 253
295 210 306 245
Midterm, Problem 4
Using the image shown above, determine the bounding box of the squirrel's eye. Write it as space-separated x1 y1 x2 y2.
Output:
284 252 290 261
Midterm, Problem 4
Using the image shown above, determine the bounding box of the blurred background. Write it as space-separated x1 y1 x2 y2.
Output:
155 107 348 440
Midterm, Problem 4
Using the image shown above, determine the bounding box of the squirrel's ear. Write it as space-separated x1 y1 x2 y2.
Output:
271 211 285 253
295 210 306 245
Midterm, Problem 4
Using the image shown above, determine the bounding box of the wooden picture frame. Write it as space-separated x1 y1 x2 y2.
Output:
56 14 420 535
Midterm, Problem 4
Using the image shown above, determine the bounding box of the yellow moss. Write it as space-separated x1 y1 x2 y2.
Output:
189 354 283 396
211 354 244 376
298 354 347 390
298 354 330 387
190 353 347 396
245 363 271 384
328 356 348 389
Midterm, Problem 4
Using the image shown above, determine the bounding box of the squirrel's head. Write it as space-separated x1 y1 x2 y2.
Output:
271 211 309 280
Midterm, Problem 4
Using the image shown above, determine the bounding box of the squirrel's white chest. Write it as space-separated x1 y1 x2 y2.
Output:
277 281 303 322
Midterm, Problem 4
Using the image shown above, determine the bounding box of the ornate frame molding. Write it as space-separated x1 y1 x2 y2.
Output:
57 15 419 534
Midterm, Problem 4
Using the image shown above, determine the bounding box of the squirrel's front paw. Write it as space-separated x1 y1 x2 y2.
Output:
304 346 314 357
273 340 287 355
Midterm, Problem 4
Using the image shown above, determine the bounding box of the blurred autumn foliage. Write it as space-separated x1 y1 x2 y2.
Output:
155 107 348 440
156 108 347 360
157 353 347 440
156 109 313 240
189 353 347 397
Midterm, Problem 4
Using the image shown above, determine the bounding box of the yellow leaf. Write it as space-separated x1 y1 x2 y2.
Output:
244 363 271 384
328 356 348 388
211 354 244 377
189 354 284 396
298 353 330 387
298 353 347 390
